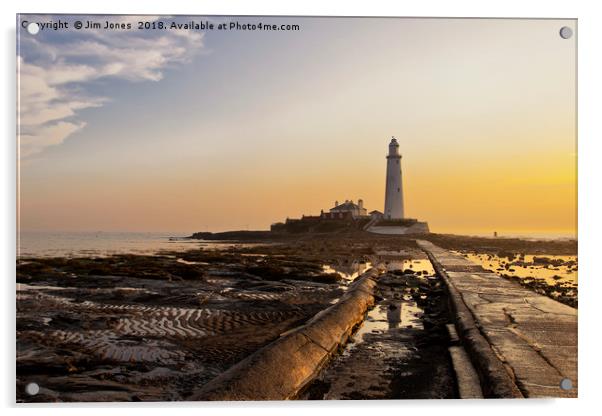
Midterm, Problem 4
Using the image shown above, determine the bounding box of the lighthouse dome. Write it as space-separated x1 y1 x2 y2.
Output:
388 137 400 156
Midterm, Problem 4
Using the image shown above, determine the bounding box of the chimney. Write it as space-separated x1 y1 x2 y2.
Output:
335 200 338 207
358 199 363 209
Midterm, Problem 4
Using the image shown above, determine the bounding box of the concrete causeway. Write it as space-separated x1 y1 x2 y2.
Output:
417 240 577 398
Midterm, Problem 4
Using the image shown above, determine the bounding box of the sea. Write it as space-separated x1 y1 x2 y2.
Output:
17 231 239 258
17 230 576 259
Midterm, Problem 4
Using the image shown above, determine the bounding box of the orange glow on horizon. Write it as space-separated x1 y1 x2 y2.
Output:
18 18 577 238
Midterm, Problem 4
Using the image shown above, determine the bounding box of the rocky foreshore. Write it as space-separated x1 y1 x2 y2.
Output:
16 236 385 402
16 232 577 401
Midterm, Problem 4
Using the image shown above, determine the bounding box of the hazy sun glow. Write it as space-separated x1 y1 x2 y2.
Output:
18 16 576 237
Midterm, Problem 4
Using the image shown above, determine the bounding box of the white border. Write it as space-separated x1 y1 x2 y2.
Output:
2 1 601 415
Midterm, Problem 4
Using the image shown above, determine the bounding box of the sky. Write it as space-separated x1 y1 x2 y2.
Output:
17 15 577 237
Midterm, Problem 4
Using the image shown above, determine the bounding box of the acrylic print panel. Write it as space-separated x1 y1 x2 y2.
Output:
16 15 577 402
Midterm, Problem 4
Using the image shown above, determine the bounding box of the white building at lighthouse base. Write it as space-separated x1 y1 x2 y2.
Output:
367 219 430 235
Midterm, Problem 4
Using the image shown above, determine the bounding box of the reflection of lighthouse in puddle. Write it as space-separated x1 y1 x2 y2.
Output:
387 302 402 329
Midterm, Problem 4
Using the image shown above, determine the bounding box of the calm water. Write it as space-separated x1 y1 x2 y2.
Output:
17 231 249 258
323 261 372 281
461 252 578 286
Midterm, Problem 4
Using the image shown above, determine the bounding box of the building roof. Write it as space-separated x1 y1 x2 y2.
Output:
330 201 360 211
369 210 383 214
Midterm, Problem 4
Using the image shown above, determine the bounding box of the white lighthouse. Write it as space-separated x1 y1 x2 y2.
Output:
384 137 404 219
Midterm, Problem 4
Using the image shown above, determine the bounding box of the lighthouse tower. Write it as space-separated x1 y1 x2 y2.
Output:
384 137 404 219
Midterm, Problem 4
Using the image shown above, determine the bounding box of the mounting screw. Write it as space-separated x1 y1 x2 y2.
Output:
559 26 573 39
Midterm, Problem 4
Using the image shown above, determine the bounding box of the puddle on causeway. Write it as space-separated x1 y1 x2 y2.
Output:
302 253 456 400
345 253 430 351
332 252 430 355
346 298 424 354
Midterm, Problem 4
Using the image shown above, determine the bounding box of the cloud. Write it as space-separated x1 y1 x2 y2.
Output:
19 121 87 158
18 15 205 158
